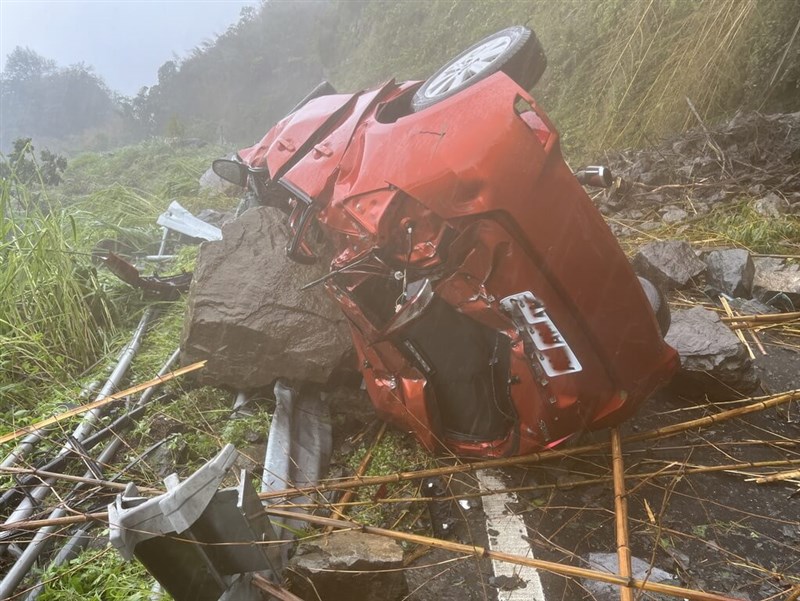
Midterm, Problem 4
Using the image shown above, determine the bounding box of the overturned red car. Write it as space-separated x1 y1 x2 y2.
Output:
213 26 679 458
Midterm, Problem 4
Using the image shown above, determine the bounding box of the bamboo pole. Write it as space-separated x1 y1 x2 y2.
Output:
265 508 741 601
720 296 755 359
251 574 304 601
0 361 207 445
611 428 634 601
0 467 162 494
5 458 800 533
721 311 800 325
751 468 800 484
785 585 800 601
0 512 108 531
255 389 800 501
324 422 386 533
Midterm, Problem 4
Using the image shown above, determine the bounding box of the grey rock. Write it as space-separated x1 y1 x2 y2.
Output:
288 531 408 601
753 192 788 218
664 307 759 398
181 207 352 389
583 553 674 601
662 208 688 224
753 257 800 298
704 249 755 297
633 241 706 290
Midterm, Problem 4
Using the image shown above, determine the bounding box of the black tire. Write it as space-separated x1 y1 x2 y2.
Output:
411 26 547 112
638 277 671 336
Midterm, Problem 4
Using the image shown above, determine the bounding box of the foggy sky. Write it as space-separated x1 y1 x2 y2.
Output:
0 0 257 96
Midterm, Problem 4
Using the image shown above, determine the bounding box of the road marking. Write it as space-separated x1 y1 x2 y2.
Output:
477 469 546 601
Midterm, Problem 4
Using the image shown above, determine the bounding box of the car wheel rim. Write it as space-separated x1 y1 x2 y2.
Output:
423 34 513 99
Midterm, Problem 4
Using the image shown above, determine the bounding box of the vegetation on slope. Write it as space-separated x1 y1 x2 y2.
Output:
4 0 799 158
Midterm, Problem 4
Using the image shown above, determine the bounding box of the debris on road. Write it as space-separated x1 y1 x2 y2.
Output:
100 251 192 299
287 531 408 601
157 199 223 241
633 240 707 290
703 248 755 298
664 306 758 398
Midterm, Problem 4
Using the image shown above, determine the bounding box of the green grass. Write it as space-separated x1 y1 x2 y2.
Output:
0 177 118 412
701 203 800 253
37 546 164 601
342 429 432 529
329 0 800 160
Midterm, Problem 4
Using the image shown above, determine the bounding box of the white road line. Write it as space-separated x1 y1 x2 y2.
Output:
477 469 546 601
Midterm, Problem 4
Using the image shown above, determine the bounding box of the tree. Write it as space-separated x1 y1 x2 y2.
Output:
0 138 67 187
2 46 56 82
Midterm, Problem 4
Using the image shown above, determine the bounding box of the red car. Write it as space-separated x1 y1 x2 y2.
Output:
213 26 678 458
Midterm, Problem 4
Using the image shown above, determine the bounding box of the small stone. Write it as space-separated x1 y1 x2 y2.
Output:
662 208 689 224
753 192 788 218
633 240 706 290
704 249 755 297
287 531 408 601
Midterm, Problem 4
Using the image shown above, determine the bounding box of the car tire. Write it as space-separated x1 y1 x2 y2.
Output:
411 26 546 112
638 277 671 336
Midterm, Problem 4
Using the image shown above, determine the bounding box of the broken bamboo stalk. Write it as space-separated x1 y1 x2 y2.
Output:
0 467 162 494
611 428 634 601
750 468 800 484
324 422 386 532
257 388 800 501
785 585 800 601
251 574 305 601
266 508 741 601
7 458 800 533
721 310 800 325
720 296 755 360
272 456 800 509
0 360 206 445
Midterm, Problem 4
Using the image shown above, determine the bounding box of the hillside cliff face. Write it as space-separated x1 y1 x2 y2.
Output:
4 0 800 157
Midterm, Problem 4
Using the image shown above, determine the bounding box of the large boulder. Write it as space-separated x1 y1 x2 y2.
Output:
181 207 352 390
633 241 706 290
664 307 758 398
703 249 755 297
287 531 408 601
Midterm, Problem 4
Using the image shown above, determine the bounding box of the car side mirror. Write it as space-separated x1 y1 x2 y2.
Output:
212 159 248 187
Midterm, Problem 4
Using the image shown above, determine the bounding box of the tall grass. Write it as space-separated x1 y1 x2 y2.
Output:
0 176 116 408
329 0 800 158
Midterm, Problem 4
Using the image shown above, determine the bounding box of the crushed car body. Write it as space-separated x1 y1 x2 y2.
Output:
214 26 679 458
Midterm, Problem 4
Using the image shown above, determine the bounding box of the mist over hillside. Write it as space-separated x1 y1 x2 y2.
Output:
2 0 799 157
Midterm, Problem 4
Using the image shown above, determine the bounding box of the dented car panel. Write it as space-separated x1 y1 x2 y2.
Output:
232 70 678 458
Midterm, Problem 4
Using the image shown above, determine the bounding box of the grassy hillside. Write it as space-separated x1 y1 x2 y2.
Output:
325 0 800 157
